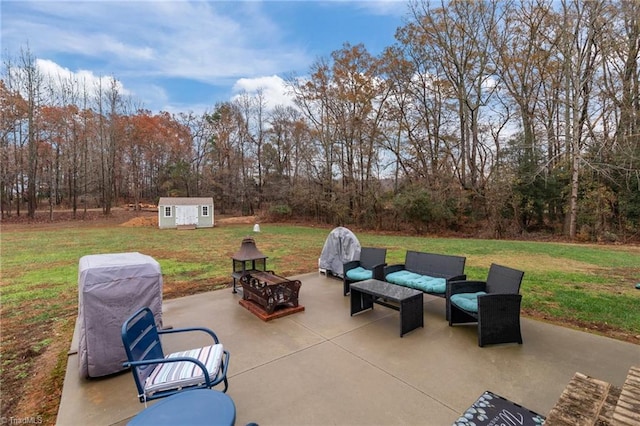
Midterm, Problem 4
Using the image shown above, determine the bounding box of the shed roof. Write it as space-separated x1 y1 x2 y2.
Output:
158 197 213 206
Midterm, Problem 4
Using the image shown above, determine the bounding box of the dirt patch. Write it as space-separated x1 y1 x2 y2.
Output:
523 308 640 345
11 318 74 425
120 215 158 227
217 215 260 225
0 299 75 423
1 208 152 231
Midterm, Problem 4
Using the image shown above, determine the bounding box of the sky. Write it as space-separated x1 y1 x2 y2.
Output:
1 0 410 115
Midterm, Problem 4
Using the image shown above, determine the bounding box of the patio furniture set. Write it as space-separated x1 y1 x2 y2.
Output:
344 247 525 346
96 246 636 426
113 244 521 422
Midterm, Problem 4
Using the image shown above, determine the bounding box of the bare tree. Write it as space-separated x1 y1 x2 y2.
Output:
0 67 28 218
93 76 123 215
491 0 554 159
289 58 341 223
410 0 499 192
205 102 245 213
560 0 606 238
14 47 45 218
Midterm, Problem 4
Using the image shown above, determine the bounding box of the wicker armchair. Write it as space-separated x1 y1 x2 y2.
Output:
447 263 525 347
342 247 387 296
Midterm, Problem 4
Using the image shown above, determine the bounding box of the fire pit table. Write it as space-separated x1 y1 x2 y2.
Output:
239 271 304 320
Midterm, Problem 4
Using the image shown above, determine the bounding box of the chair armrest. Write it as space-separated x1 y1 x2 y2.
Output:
447 280 487 297
371 263 387 281
383 264 405 275
447 274 467 282
477 293 522 308
159 326 220 344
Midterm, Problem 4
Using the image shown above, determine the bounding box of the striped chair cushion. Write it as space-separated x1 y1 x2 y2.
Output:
144 344 224 396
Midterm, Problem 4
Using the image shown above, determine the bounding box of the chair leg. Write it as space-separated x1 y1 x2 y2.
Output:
449 304 477 326
343 279 351 296
478 313 522 347
478 322 522 347
220 357 229 392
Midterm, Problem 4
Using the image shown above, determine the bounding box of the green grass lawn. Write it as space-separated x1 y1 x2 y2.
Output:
2 220 640 422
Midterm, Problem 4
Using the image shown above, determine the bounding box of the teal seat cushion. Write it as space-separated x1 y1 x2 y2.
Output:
450 292 487 313
410 276 446 294
386 270 422 286
386 270 446 293
346 266 373 281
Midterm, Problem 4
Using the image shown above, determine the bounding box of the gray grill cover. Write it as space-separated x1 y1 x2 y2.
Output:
318 227 361 278
77 252 163 378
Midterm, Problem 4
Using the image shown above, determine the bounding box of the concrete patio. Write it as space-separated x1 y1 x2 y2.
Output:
56 272 640 425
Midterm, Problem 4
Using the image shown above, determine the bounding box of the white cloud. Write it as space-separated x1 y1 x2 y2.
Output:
232 75 297 109
483 76 498 90
2 1 402 113
7 1 308 83
351 0 410 17
36 58 131 98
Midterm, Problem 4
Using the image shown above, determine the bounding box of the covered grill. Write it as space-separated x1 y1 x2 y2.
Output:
77 252 163 378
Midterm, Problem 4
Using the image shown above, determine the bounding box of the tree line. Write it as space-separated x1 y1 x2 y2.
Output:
2 0 639 241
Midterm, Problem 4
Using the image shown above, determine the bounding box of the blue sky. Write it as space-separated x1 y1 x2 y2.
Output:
2 1 409 114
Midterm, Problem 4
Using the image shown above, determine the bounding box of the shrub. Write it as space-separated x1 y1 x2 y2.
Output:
268 204 292 219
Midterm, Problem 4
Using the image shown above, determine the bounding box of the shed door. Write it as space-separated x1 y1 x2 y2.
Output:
175 205 198 225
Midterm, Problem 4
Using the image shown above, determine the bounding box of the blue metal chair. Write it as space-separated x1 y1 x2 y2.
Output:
121 307 230 403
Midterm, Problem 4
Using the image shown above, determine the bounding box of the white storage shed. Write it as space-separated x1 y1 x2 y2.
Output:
158 197 214 229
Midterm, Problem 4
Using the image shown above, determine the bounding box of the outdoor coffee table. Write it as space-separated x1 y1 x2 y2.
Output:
350 279 423 337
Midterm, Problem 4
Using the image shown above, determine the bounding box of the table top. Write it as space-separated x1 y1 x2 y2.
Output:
127 389 236 426
246 270 289 285
350 279 422 301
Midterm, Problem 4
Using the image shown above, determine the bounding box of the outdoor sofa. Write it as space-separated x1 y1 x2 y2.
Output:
383 250 466 318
